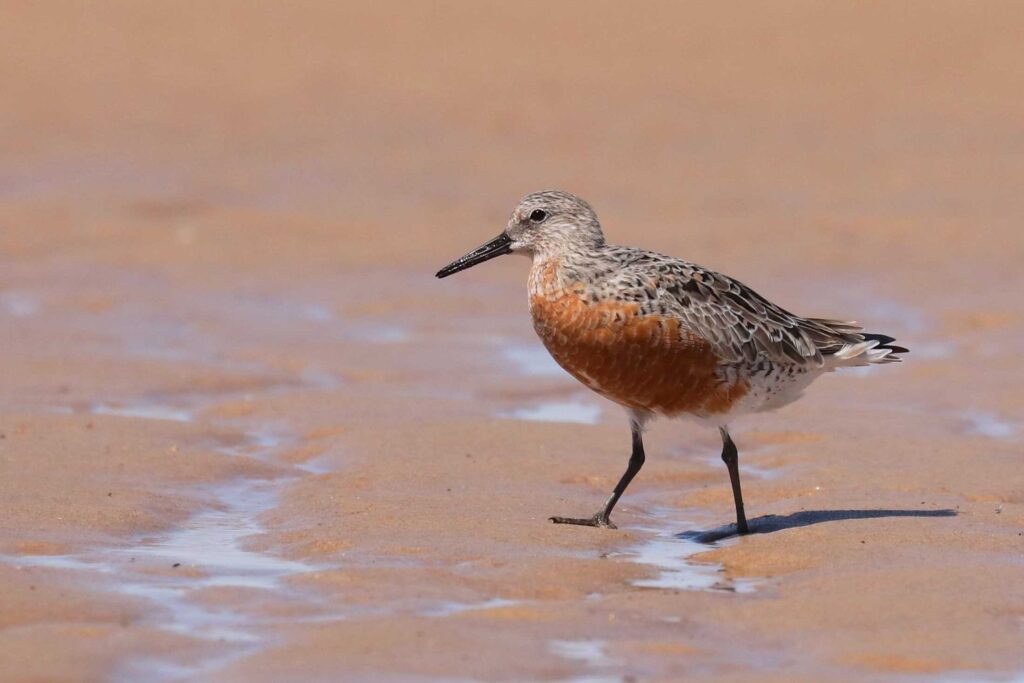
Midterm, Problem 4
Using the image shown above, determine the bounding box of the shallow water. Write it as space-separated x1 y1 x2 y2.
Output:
960 410 1017 440
624 528 760 593
501 340 567 377
119 479 313 590
549 639 619 667
90 402 194 423
0 290 41 317
500 397 603 425
8 384 338 679
420 597 520 617
10 430 325 679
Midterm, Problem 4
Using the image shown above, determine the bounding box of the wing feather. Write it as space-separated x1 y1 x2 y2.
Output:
592 249 865 367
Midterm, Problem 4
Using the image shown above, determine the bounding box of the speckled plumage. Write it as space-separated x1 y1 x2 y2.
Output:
514 191 905 426
437 189 907 531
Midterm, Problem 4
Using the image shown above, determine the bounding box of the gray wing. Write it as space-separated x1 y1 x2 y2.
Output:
594 249 863 367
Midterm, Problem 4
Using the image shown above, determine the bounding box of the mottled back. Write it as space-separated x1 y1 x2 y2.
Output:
557 246 867 368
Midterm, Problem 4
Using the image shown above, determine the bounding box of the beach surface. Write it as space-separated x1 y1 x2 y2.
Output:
1 2 1023 681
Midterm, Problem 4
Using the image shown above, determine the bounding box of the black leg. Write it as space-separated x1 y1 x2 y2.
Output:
720 426 749 534
551 422 646 529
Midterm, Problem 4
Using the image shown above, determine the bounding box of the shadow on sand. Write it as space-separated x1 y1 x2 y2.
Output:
681 508 958 544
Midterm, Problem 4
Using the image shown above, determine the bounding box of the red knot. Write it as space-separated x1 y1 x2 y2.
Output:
437 190 907 534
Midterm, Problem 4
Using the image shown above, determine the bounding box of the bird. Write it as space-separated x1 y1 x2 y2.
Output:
436 190 907 533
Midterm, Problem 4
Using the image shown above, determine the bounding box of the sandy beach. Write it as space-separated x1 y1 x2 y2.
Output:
1 2 1023 681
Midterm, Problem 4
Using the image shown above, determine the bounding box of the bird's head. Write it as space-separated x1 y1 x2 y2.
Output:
436 190 605 278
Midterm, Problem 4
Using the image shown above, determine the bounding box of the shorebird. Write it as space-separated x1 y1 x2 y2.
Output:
436 191 907 533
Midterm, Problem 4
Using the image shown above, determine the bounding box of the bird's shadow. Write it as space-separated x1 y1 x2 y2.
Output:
679 508 958 544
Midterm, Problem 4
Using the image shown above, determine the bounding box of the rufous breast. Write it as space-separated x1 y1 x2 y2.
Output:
528 260 748 417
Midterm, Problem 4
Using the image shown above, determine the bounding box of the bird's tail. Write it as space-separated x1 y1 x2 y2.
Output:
800 317 908 368
821 329 908 368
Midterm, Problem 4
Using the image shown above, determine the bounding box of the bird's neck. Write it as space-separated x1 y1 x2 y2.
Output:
528 247 600 300
527 257 565 301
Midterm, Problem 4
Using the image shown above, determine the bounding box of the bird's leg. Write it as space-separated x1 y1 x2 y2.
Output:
719 426 749 534
551 423 645 529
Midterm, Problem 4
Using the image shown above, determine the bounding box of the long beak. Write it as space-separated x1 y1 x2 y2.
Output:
435 233 513 278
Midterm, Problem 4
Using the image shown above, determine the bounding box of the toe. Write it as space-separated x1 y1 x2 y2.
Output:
549 514 617 529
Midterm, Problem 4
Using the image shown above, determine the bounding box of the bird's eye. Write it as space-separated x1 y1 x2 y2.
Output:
529 209 547 223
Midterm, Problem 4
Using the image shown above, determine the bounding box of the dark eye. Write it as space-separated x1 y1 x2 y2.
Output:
529 209 547 223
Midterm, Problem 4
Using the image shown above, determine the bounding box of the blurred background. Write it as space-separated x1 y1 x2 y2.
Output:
2 3 1023 681
4 1 1021 279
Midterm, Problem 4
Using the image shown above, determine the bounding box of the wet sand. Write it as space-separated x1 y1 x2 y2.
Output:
2 2 1023 681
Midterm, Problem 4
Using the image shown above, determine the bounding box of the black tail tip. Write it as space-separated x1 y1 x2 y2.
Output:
863 333 909 355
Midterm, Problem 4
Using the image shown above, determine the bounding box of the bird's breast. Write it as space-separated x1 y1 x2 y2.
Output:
527 261 748 417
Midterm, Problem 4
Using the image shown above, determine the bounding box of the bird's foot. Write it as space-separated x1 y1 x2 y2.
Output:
549 513 616 529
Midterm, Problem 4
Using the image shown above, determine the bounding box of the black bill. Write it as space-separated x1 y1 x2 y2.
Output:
435 232 513 278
